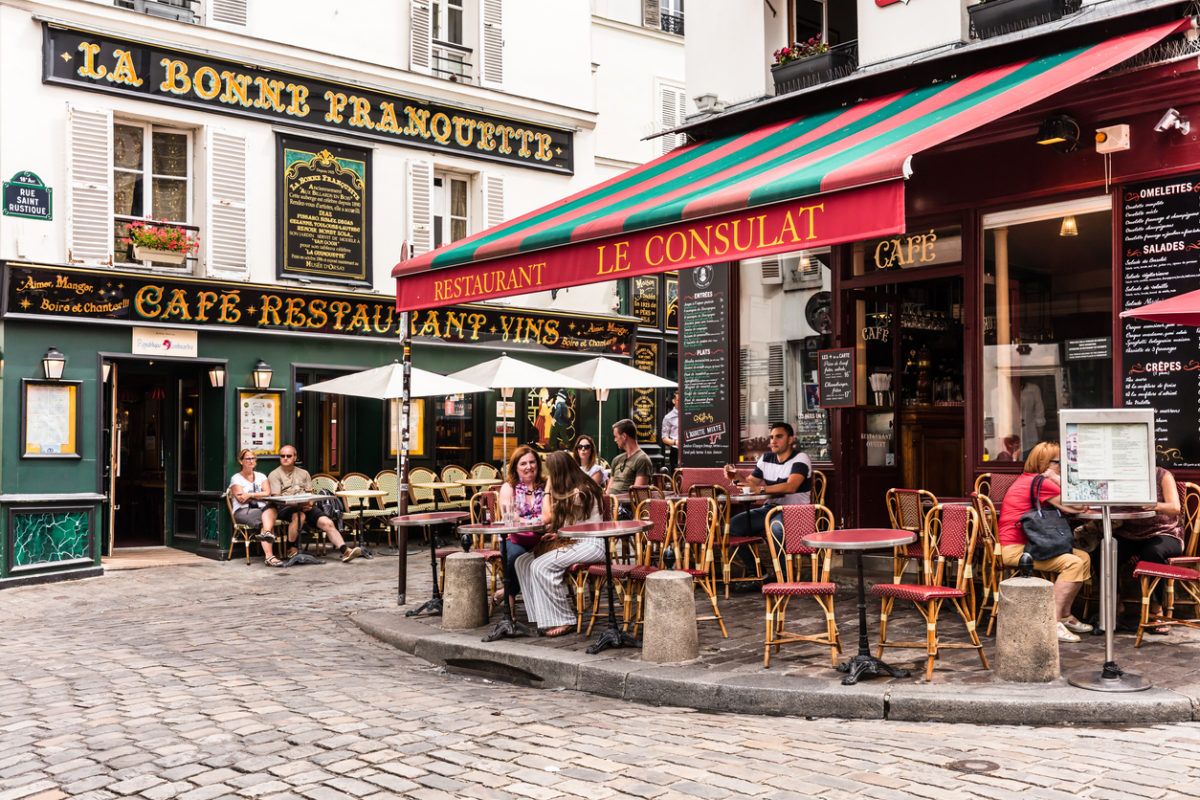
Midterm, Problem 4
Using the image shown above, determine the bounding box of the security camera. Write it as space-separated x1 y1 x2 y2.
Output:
1154 108 1190 135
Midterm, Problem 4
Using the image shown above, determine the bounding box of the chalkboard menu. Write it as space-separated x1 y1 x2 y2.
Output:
818 348 856 408
278 134 372 284
1121 172 1200 468
679 264 731 466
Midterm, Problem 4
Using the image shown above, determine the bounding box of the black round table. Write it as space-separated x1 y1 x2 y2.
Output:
559 519 652 654
467 520 547 641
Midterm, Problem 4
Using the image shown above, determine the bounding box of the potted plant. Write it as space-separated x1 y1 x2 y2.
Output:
770 35 854 94
968 0 1082 40
123 219 199 265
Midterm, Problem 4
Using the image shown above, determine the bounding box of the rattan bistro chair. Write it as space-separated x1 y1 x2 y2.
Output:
885 487 937 583
761 504 841 668
225 490 258 564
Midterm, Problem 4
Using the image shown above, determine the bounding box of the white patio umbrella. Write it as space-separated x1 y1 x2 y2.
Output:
446 352 588 458
554 356 677 442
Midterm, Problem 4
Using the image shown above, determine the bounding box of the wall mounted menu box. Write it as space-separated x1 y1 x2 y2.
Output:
1120 172 1200 468
817 348 855 408
44 25 573 174
238 389 282 456
21 380 81 459
3 172 51 220
388 398 425 457
278 136 371 284
679 264 731 466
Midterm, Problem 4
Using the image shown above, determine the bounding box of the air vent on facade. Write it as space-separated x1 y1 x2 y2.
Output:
761 257 782 284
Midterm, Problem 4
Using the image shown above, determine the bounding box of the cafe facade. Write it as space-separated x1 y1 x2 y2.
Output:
0 0 681 585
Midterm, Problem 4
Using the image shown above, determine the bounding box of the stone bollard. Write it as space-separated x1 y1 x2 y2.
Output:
442 552 488 630
996 574 1060 682
642 571 698 662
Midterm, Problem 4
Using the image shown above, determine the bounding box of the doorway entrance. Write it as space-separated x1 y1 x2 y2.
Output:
848 275 965 526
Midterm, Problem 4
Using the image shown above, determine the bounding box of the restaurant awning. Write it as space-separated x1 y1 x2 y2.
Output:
393 18 1186 312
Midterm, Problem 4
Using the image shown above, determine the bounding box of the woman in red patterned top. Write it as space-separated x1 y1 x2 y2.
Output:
997 441 1091 642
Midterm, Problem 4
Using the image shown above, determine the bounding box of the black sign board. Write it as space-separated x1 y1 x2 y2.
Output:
3 262 636 354
43 24 572 174
1121 173 1200 468
632 340 659 442
1065 337 1111 361
3 172 51 220
277 135 371 284
817 348 856 408
632 275 660 328
679 264 731 466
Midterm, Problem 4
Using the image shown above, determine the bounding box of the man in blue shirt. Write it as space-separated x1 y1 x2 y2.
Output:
723 422 811 589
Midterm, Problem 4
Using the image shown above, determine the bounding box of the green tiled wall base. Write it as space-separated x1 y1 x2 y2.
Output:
13 510 90 567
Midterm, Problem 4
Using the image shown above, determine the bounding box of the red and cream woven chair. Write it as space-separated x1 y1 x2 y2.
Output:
673 496 727 638
872 503 990 680
620 497 677 636
689 483 763 597
973 472 1020 507
650 472 676 495
970 491 1005 636
760 504 841 668
885 487 937 583
583 499 666 635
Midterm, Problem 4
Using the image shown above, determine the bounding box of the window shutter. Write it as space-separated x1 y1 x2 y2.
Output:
407 159 433 256
657 84 687 156
767 342 787 423
738 346 749 429
642 0 660 28
410 0 432 74
480 0 504 88
760 257 782 285
206 129 248 275
482 173 505 230
66 104 113 265
208 0 247 26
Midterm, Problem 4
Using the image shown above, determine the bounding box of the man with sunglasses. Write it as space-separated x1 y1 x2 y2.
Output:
267 445 361 563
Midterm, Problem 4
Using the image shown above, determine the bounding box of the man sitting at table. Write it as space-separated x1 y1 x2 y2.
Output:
267 445 361 563
607 418 652 518
723 422 812 590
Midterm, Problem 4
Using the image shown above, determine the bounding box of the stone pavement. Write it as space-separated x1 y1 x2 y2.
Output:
359 545 1200 725
4 551 1200 800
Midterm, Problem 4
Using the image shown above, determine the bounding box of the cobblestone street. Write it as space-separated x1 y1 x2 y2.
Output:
3 553 1200 800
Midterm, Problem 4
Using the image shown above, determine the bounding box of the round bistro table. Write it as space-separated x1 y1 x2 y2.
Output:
559 519 652 654
392 511 469 617
802 528 917 685
463 520 548 641
335 488 387 558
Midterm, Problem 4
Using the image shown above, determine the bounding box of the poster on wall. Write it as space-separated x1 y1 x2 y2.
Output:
388 398 425 457
679 264 731 466
526 387 576 451
665 274 679 332
21 380 80 458
278 134 371 284
1120 172 1200 467
239 389 282 456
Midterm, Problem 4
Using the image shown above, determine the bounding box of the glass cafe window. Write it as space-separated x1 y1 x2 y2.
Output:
981 197 1113 463
737 250 832 463
113 121 193 266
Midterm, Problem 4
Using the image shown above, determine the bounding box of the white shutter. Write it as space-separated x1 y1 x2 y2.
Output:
657 84 687 156
480 0 503 88
738 346 749 429
407 159 433 256
208 0 247 26
410 0 432 74
66 104 113 265
482 173 505 230
767 342 787 423
642 0 660 28
206 129 248 275
760 257 782 284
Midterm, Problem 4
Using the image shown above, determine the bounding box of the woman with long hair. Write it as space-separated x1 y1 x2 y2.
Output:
573 434 606 486
997 441 1091 642
495 445 545 603
514 450 606 637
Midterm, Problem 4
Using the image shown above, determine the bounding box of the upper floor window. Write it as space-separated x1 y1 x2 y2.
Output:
432 0 471 81
433 172 469 248
792 0 856 47
113 121 196 269
642 0 684 36
114 0 199 24
412 0 502 86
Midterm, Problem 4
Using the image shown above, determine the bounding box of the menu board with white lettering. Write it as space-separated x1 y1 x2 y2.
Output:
817 348 856 408
679 264 731 466
1121 173 1200 467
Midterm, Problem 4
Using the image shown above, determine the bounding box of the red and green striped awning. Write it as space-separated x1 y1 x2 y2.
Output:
394 19 1185 312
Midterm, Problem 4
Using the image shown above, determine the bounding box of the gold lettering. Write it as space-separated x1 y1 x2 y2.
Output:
453 116 475 147
372 306 394 333
644 235 664 267
430 113 452 144
921 230 937 262
195 291 218 322
516 129 535 158
542 319 560 345
597 241 632 274
349 96 373 128
478 122 497 151
108 49 143 86
499 315 517 340
665 231 687 263
376 101 400 133
259 295 283 325
348 303 371 332
193 66 221 99
284 297 308 328
535 133 554 161
466 312 486 339
324 91 348 124
134 285 163 318
161 288 192 320
159 58 190 94
497 126 515 155
329 300 351 329
731 219 753 251
286 84 310 116
418 310 441 338
77 42 106 80
308 298 328 328
403 106 430 138
218 291 241 323
713 222 730 255
253 76 286 111
220 70 253 107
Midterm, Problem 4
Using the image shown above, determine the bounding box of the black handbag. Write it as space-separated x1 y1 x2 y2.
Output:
1019 475 1074 561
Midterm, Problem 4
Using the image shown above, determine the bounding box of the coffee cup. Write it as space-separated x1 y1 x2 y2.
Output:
741 486 751 495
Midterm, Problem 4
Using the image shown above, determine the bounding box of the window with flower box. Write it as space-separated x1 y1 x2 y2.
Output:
113 121 195 268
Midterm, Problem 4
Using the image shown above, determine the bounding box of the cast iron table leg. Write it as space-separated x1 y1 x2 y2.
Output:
586 537 640 654
836 551 910 685
406 522 445 617
484 529 531 640
355 500 375 559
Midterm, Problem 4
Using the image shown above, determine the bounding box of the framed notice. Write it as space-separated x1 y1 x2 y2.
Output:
817 348 855 408
665 274 679 332
21 379 81 458
1058 408 1156 506
238 389 283 456
278 134 372 284
388 398 425 457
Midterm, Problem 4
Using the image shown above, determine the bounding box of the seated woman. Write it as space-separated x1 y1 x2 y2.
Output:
229 448 293 567
574 434 607 486
1109 466 1185 634
514 450 606 637
997 441 1091 642
495 445 546 602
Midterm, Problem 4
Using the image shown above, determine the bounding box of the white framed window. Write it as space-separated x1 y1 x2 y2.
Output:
433 171 470 248
411 0 502 87
113 120 196 269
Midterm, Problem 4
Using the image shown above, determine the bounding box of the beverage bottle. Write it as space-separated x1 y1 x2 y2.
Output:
483 502 493 525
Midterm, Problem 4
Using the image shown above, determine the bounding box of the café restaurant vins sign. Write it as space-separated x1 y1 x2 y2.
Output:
3 264 633 355
43 25 573 174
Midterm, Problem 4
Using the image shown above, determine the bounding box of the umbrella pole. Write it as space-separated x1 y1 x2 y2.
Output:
397 312 412 606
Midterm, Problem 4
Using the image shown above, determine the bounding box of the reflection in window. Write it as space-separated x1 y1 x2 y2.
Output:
981 200 1113 462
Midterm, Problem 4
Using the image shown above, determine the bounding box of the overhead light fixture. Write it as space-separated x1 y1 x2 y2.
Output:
208 364 227 389
500 386 515 399
251 359 273 389
1154 107 1190 136
42 346 66 380
1036 114 1080 152
1059 216 1078 237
